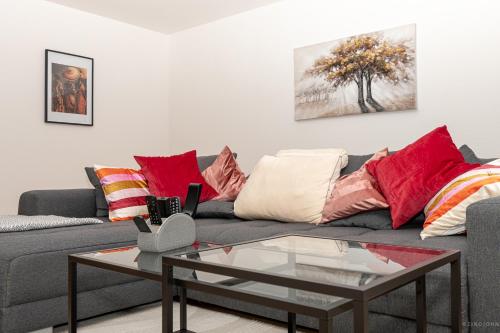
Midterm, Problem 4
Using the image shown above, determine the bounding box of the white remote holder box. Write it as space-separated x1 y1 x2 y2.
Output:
137 213 196 253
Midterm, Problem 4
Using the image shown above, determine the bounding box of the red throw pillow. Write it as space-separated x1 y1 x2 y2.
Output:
366 126 479 229
134 150 218 205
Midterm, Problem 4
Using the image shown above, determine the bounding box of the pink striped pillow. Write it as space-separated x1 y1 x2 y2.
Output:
94 165 150 221
421 160 500 239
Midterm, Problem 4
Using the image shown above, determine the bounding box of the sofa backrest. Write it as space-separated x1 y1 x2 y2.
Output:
340 145 493 178
340 154 372 176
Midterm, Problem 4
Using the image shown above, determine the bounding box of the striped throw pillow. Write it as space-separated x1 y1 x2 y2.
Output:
94 165 150 221
421 159 500 239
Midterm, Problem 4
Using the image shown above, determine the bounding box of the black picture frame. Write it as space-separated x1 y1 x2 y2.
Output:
45 49 94 126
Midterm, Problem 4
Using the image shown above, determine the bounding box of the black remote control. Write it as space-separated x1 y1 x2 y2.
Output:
183 183 202 217
166 197 182 216
145 195 163 225
157 197 181 218
133 216 152 233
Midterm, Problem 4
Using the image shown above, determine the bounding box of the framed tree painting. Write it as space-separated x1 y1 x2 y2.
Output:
45 49 93 126
294 24 416 120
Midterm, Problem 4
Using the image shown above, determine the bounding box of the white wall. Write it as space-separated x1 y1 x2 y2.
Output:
167 0 500 172
2 0 499 214
0 0 170 214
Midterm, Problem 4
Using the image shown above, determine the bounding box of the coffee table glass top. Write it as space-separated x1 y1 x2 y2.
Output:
174 235 447 288
75 235 449 310
75 241 216 275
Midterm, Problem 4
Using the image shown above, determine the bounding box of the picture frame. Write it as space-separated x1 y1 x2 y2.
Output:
45 49 94 126
294 24 416 120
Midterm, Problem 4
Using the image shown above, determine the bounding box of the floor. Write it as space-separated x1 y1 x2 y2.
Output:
54 302 314 333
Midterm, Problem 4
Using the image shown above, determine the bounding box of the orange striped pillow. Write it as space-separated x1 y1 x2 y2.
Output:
421 159 500 239
94 165 150 221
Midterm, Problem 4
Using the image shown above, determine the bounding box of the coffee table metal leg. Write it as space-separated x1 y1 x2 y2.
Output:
180 287 187 331
353 301 368 333
416 275 427 333
450 258 462 333
288 312 296 333
68 259 77 333
318 317 332 333
163 264 174 333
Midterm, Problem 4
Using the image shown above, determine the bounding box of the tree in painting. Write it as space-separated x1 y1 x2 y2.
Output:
307 35 413 113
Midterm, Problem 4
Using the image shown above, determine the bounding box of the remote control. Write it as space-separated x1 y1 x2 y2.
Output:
133 216 152 233
145 195 163 225
166 197 182 216
183 183 202 217
157 197 181 218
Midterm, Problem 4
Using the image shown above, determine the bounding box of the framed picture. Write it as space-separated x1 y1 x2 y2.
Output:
45 49 93 126
294 24 416 120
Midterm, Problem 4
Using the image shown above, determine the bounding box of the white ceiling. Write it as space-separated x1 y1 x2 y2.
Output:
45 0 283 34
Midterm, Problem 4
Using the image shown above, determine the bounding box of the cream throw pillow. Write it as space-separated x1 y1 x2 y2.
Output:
234 153 346 224
276 148 348 170
277 148 348 198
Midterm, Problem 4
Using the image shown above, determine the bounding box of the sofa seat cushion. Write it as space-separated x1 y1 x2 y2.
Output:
194 218 372 245
0 222 142 306
1 214 469 330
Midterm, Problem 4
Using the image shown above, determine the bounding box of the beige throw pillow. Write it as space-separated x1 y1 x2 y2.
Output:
234 153 346 224
277 148 348 198
276 148 348 170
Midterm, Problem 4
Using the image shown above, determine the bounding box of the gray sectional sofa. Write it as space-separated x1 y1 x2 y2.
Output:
1 147 499 332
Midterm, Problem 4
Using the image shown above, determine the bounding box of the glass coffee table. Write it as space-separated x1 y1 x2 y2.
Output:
162 235 461 333
67 241 218 332
68 235 461 333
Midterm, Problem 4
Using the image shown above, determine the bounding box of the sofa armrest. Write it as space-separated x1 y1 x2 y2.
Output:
466 197 500 331
18 189 97 217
